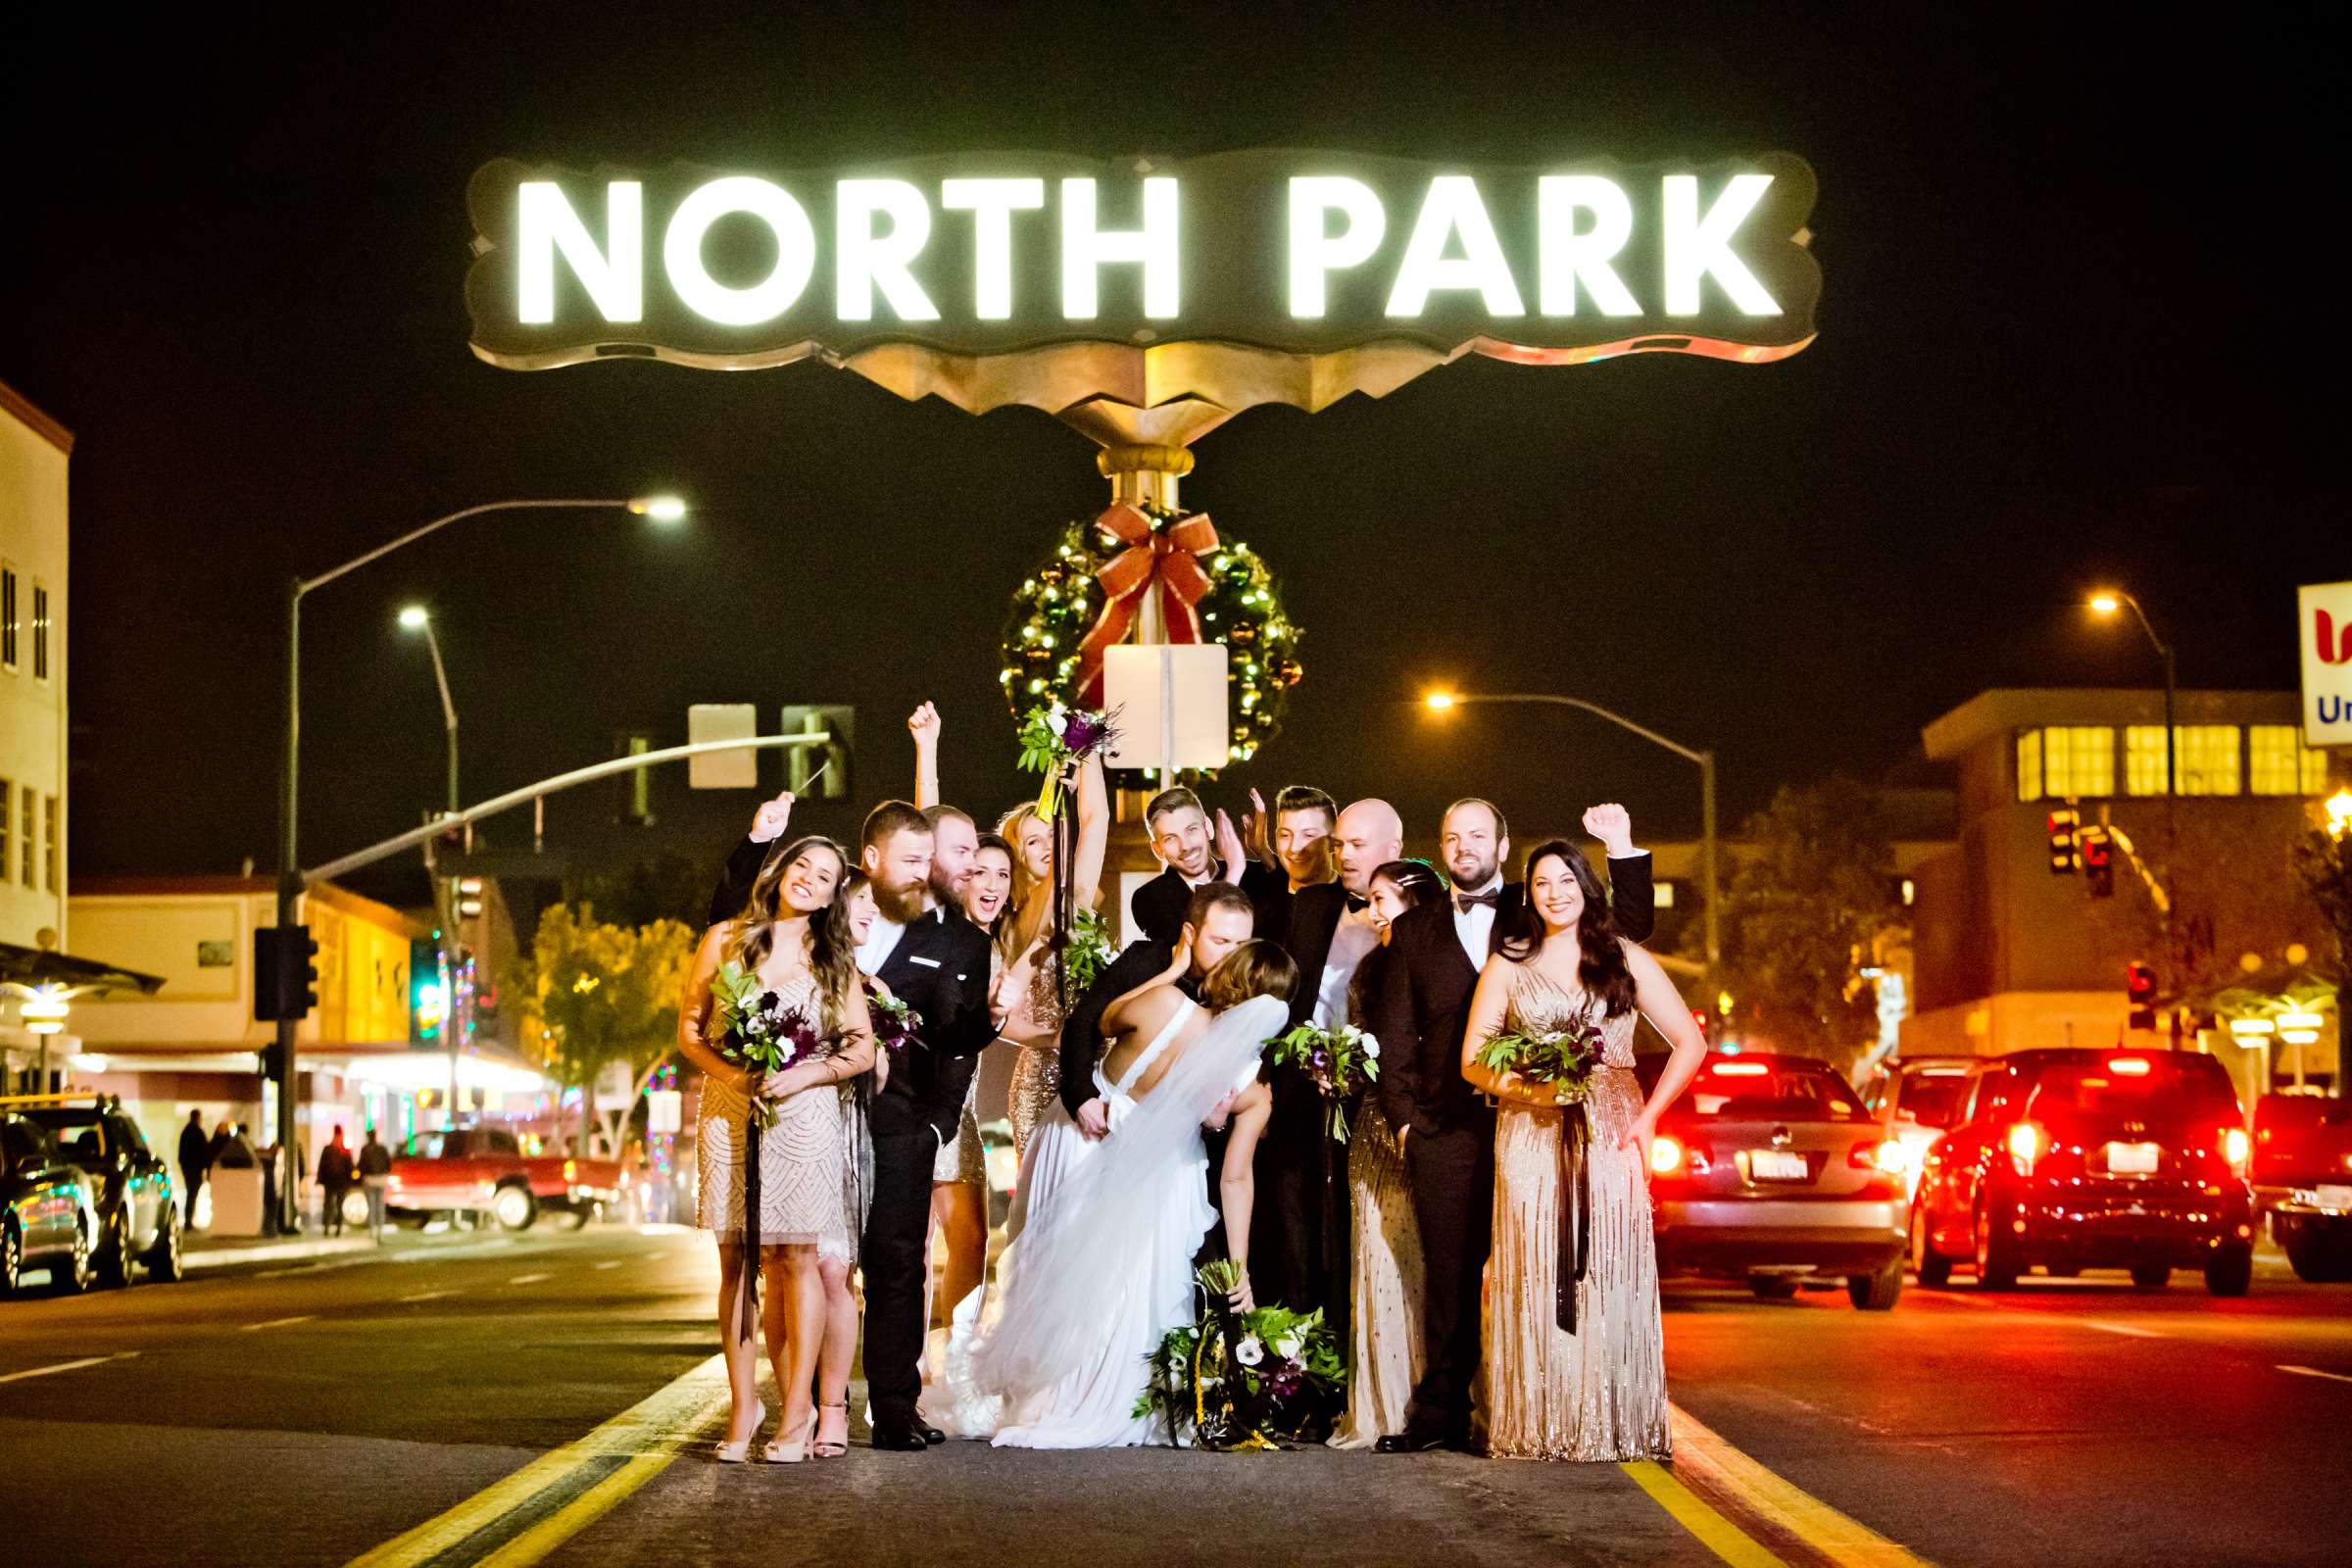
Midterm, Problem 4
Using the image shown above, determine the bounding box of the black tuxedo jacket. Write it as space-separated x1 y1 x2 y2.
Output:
1128 858 1238 945
708 836 995 1144
1369 856 1654 1142
1057 936 1177 1120
1243 863 1349 1031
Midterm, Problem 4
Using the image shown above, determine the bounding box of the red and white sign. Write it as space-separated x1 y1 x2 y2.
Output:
2300 579 2352 747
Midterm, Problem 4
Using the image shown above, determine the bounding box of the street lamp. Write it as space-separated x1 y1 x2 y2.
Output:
1421 689 1720 988
273 495 687 1230
397 606 460 816
2327 788 2352 840
2088 588 2177 808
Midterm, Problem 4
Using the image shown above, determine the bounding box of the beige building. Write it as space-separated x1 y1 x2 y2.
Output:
1901 688 2342 1096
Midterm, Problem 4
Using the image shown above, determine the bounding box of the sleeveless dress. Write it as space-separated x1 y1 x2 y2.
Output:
924 997 1208 1446
696 970 857 1261
1485 962 1670 1461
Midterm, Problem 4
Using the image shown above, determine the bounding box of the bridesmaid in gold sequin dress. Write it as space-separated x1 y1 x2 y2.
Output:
993 750 1109 1156
1461 840 1708 1462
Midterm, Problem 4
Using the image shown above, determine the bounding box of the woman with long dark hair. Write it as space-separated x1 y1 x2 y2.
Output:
1331 858 1449 1448
677 834 876 1463
1459 840 1707 1461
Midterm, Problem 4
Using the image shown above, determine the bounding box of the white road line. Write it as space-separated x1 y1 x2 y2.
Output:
2279 1364 2352 1385
508 1273 552 1286
242 1315 317 1332
593 1259 623 1271
257 1262 339 1279
0 1352 134 1385
401 1290 459 1303
2084 1320 2164 1339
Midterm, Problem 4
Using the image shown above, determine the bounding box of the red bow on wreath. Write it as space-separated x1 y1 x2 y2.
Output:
1075 504 1220 707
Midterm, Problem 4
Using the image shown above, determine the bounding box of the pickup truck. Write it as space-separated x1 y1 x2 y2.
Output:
2252 1092 2352 1282
383 1127 629 1231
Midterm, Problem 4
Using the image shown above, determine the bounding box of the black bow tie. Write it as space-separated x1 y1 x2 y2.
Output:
1455 890 1500 914
1345 893 1369 913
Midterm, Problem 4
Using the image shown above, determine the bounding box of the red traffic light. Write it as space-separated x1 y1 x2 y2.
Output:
2126 961 2157 1006
2046 808 2082 873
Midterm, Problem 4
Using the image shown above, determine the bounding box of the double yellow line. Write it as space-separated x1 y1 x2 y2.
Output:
1627 1405 1938 1568
344 1354 730 1568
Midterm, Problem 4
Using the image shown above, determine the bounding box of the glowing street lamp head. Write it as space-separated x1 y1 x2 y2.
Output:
1425 691 1457 712
397 605 430 630
2328 789 2352 839
630 495 688 522
2088 592 2122 615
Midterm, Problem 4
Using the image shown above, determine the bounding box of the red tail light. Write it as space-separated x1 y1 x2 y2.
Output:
1853 1138 1911 1174
2220 1126 2250 1173
2006 1121 2044 1176
1649 1135 1686 1177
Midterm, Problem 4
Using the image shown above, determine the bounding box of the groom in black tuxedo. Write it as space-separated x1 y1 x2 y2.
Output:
1369 799 1652 1452
709 797 1000 1452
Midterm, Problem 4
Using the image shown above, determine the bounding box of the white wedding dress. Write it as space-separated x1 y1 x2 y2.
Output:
927 994 1285 1448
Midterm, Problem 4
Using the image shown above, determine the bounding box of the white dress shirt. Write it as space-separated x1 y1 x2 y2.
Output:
858 913 907 975
1452 874 1504 968
1312 905 1382 1030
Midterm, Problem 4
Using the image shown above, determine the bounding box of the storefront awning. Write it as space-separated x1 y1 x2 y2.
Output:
0 941 167 994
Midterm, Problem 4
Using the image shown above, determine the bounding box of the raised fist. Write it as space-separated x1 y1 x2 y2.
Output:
750 791 796 844
1582 803 1636 858
907 702 942 749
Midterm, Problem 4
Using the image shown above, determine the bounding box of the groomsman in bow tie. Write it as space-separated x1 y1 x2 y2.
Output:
1369 799 1652 1453
1129 785 1249 944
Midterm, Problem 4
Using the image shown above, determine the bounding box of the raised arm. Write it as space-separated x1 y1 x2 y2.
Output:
909 702 941 810
1217 1080 1274 1309
1070 750 1110 909
1585 804 1655 945
1620 943 1709 1153
674 925 751 1092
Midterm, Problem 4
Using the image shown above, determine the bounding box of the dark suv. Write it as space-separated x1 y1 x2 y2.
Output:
1911 1050 2254 1296
23 1097 183 1287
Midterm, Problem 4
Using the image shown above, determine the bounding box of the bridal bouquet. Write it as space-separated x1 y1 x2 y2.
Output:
1266 1023 1381 1143
1015 702 1121 818
1473 1016 1610 1105
1135 1260 1346 1450
711 962 833 1127
862 976 922 1052
1055 906 1114 1006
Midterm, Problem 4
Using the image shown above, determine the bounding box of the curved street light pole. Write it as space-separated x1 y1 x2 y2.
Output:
1429 692 1719 990
273 497 679 1232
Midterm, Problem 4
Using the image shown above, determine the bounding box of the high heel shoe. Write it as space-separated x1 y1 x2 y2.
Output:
714 1399 767 1463
812 1401 850 1459
763 1409 818 1464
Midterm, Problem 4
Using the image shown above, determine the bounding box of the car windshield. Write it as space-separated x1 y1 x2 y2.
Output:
2025 1056 2240 1120
1896 1073 1976 1129
1686 1062 1864 1120
402 1134 446 1158
28 1112 108 1162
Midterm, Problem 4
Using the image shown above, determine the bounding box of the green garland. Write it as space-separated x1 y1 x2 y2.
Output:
998 507 1302 774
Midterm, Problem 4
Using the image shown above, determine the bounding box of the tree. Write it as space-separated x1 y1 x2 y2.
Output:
1713 777 1905 1071
2083 811 2324 997
2295 826 2352 984
505 903 697 1153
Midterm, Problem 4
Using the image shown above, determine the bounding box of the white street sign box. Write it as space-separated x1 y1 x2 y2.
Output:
1102 644 1230 772
646 1089 683 1136
688 704 760 788
2300 580 2352 748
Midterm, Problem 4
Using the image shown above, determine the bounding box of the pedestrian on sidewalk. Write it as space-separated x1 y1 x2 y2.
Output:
318 1126 355 1237
358 1127 392 1241
177 1108 210 1229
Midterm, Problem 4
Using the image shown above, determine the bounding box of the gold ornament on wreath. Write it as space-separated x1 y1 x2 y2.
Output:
1000 503 1303 774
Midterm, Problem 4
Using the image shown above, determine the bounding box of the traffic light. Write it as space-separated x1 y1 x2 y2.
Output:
2080 826 2115 897
2046 808 2081 873
780 705 855 802
254 924 320 1022
2126 960 2157 1030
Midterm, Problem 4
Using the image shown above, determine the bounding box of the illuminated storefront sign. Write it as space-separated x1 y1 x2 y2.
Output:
467 149 1819 372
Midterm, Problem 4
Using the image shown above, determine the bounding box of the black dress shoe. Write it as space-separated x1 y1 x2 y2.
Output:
917 1422 947 1446
870 1424 930 1452
1374 1428 1450 1453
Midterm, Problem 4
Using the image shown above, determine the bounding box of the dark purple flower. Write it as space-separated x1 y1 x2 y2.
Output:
1062 710 1104 752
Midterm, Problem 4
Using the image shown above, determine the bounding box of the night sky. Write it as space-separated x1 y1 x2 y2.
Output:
4 6 2335 895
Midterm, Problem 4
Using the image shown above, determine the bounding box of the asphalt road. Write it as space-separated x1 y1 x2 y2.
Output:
2 1230 2347 1568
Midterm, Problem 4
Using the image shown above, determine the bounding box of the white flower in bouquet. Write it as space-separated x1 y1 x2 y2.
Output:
1275 1337 1300 1361
1235 1334 1264 1367
1362 1033 1381 1059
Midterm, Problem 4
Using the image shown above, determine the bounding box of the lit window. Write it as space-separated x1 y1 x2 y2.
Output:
31 584 49 682
1654 882 1676 909
2016 730 2043 802
1 566 16 670
0 779 11 882
19 785 32 888
2250 724 2329 797
2125 726 2169 796
2174 725 2240 796
2041 726 2114 798
42 796 57 892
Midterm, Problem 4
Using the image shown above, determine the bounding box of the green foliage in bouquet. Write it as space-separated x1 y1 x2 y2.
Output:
1474 1018 1609 1105
1135 1259 1347 1449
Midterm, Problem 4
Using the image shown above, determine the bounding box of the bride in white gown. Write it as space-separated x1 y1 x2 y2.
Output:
935 941 1298 1448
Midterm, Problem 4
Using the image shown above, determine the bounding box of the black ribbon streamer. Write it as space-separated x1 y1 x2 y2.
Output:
1557 1102 1592 1335
737 1109 761 1344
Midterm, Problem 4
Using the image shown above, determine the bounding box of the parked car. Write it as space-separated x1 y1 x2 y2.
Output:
1910 1049 2254 1296
516 1138 634 1228
386 1127 539 1231
1866 1056 1993 1199
2250 1092 2352 1282
1 1110 100 1295
20 1095 183 1286
1640 1052 1911 1309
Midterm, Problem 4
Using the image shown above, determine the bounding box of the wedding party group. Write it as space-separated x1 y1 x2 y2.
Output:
671 703 1712 1466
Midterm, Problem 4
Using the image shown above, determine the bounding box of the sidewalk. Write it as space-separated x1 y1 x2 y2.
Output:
182 1232 385 1271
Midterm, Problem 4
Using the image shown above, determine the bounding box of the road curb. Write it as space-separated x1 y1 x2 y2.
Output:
183 1237 380 1270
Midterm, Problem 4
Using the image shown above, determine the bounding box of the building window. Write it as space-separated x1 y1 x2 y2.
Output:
2251 725 2329 797
2016 730 2044 802
2126 726 2169 796
18 786 32 888
42 796 57 891
2174 725 2241 796
1 565 16 670
2041 726 2114 798
31 583 49 681
0 780 11 882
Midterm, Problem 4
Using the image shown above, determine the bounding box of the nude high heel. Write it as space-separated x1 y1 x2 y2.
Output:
812 1401 850 1458
715 1399 766 1463
764 1408 817 1463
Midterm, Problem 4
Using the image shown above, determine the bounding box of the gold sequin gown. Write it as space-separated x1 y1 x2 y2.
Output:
1004 960 1068 1157
1485 963 1670 1461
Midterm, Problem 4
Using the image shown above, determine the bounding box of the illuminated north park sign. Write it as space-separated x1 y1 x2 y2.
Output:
466 149 1820 375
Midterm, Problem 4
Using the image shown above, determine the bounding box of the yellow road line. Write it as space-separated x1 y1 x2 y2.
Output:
1668 1404 1938 1568
1622 1459 1790 1567
344 1353 730 1568
472 1453 673 1568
